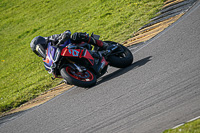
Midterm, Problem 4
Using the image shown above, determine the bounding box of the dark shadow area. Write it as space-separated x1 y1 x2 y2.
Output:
96 56 152 86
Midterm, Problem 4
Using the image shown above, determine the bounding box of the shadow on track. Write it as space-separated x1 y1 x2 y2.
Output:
96 56 152 86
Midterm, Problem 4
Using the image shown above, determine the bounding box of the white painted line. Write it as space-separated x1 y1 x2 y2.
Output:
172 116 200 129
187 116 200 123
172 123 185 129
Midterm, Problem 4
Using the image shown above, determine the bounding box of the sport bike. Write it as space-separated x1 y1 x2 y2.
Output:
43 34 133 87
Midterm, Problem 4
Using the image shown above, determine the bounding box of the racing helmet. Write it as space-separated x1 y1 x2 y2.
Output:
30 36 47 57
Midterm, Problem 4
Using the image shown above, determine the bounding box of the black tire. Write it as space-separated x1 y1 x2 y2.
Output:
60 64 96 87
106 42 133 68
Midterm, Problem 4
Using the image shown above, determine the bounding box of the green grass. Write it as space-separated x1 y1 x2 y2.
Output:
0 0 165 113
163 118 200 133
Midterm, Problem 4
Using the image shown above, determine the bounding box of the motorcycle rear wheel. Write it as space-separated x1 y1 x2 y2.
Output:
106 41 133 68
60 64 96 87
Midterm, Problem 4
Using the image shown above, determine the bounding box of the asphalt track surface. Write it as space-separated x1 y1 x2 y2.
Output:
0 2 200 133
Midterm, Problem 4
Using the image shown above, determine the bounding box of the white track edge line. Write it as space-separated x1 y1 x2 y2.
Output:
172 116 200 129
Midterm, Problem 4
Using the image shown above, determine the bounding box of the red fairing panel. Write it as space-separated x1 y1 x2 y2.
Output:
82 49 94 65
61 47 94 65
61 47 81 57
101 57 108 66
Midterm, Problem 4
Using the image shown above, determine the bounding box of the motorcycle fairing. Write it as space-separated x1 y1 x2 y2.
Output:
61 48 81 57
43 41 69 67
100 56 108 66
43 42 61 72
81 49 94 65
43 43 56 67
61 47 94 65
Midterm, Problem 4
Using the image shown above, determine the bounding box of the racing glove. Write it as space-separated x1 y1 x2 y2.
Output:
57 30 71 45
71 32 89 43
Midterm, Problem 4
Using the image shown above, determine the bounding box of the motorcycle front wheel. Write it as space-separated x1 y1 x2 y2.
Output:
60 64 96 87
105 41 133 68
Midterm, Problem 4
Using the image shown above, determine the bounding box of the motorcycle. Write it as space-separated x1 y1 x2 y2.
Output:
43 34 133 87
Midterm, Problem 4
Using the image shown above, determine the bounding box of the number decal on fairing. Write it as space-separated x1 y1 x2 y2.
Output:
68 49 79 57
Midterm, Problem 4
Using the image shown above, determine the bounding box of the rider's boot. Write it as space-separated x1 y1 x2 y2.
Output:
101 42 118 55
86 36 118 55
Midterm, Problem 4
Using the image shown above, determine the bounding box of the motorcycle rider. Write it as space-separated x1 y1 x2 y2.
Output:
30 30 111 59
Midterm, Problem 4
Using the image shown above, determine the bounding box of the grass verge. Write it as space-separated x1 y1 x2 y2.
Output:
0 0 165 113
163 118 200 133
